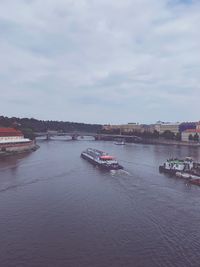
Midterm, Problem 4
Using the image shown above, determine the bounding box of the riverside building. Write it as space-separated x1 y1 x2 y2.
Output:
182 129 200 142
181 122 200 142
102 123 143 134
154 122 180 134
0 128 36 154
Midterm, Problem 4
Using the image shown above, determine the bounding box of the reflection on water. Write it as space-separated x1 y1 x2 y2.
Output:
0 140 200 267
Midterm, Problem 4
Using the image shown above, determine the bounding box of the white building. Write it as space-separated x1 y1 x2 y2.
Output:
0 128 30 144
102 123 143 133
155 122 180 134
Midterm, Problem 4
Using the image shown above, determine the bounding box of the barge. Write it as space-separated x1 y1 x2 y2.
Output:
159 157 200 186
81 148 123 170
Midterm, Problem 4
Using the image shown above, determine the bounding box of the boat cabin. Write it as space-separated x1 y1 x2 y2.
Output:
100 155 115 161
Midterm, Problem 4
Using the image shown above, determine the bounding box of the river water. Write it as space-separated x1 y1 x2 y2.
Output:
0 139 200 267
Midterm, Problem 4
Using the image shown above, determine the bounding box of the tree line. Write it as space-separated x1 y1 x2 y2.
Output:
0 116 102 139
189 133 199 142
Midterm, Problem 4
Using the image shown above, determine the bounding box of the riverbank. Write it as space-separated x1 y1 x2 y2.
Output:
0 143 39 157
98 135 200 147
141 138 200 147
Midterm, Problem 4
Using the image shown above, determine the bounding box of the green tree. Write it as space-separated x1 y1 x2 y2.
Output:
21 128 35 140
175 132 181 141
193 133 199 142
153 130 159 138
188 134 194 141
162 130 175 140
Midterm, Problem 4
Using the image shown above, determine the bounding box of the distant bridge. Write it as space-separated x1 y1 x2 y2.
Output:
35 131 97 140
35 131 142 142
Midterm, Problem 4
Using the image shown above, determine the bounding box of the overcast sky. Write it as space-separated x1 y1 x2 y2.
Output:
0 0 199 124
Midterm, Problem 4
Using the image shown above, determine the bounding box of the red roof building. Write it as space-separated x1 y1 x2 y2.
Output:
0 128 33 149
0 128 23 137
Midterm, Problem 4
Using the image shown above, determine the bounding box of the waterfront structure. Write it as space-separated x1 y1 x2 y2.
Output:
102 124 121 131
154 122 180 134
103 122 181 135
0 127 37 154
121 123 142 133
181 129 200 142
103 121 200 139
102 123 143 134
0 128 26 142
196 122 200 130
179 122 196 132
141 124 156 133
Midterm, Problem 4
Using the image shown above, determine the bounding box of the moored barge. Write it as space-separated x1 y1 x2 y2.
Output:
159 157 200 186
81 148 123 170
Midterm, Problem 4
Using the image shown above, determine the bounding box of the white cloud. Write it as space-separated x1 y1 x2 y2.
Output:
0 0 200 123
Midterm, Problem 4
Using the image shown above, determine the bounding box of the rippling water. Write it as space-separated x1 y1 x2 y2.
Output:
0 139 200 267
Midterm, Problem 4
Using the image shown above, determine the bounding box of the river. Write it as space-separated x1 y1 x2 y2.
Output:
0 139 200 267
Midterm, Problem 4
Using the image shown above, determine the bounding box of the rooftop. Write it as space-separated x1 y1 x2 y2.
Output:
0 127 23 136
184 129 200 133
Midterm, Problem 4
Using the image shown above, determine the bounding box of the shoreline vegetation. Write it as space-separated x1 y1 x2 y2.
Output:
0 116 199 148
0 116 102 140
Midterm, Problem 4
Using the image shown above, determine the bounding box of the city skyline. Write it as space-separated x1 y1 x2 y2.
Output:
0 0 200 124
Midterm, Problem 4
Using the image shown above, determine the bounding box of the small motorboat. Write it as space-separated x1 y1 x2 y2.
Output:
114 139 125 145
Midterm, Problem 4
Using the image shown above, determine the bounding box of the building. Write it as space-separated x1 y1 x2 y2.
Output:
196 122 200 130
182 129 200 142
179 122 196 132
102 123 143 134
102 124 121 131
121 123 142 133
0 127 36 154
154 122 180 134
181 121 200 142
141 124 156 133
0 127 25 142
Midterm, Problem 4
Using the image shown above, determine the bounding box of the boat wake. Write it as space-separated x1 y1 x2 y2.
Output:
110 169 131 176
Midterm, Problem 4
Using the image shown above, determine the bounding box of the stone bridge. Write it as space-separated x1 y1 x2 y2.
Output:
35 131 142 142
35 131 98 140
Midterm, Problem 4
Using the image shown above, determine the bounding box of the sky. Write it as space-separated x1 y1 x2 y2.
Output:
0 0 200 124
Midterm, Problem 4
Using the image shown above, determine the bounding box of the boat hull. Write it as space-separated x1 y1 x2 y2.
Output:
81 153 123 170
159 165 177 175
190 179 200 186
159 158 200 186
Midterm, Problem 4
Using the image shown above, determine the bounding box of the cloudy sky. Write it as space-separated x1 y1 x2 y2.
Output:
0 0 199 124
